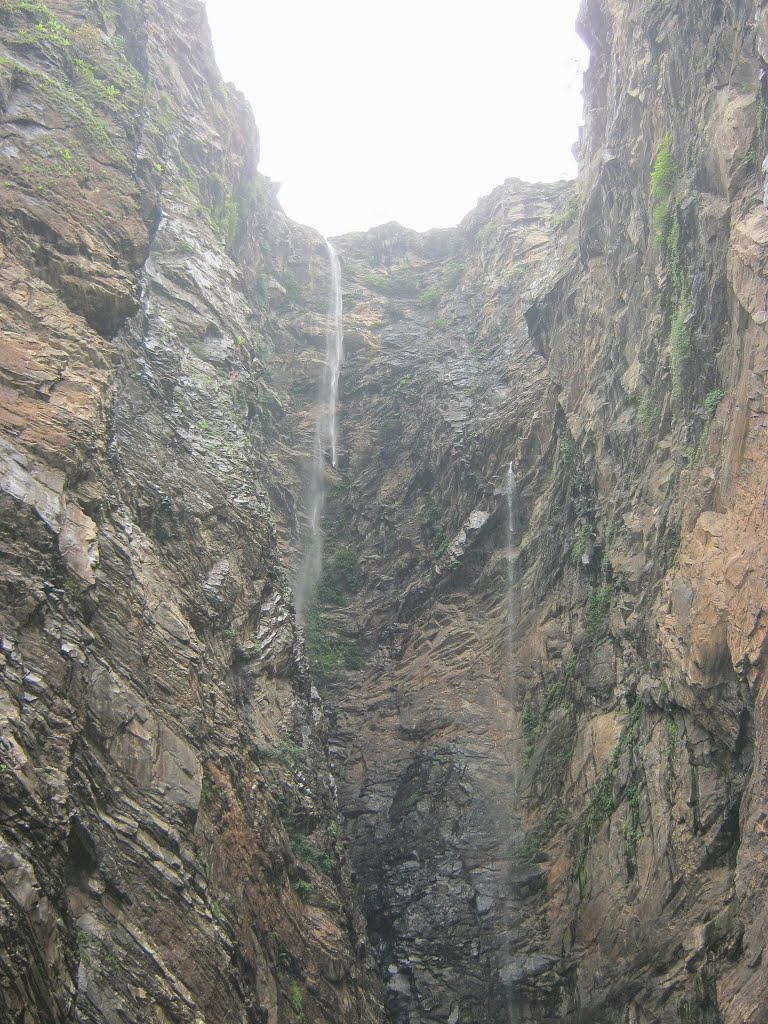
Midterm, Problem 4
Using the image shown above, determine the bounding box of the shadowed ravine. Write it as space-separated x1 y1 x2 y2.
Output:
1 0 768 1022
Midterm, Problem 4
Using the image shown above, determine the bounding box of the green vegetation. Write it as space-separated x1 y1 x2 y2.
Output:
684 386 724 464
433 532 453 560
442 262 463 288
621 781 644 859
290 979 306 1020
357 266 419 298
669 292 691 396
420 496 442 533
637 388 659 432
522 677 570 766
552 198 579 230
315 547 361 605
583 697 642 846
586 584 612 636
650 132 680 249
261 737 305 768
419 283 442 306
304 609 366 682
704 387 724 420
571 522 591 566
393 373 412 397
433 317 448 330
666 714 679 759
291 835 332 874
517 805 570 861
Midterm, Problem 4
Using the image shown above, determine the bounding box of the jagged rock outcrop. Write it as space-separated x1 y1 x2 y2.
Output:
3 0 768 1022
0 1 384 1022
293 0 768 1021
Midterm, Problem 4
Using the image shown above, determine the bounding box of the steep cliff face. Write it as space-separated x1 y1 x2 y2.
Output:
3 0 768 1023
298 0 768 1019
0 1 384 1022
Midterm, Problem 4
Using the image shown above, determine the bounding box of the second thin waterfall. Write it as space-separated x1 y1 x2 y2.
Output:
506 461 516 634
295 240 344 625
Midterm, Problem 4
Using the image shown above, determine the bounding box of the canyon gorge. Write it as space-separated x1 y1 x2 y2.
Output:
1 0 768 1021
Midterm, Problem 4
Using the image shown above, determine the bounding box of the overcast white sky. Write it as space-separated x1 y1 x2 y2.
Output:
203 0 589 237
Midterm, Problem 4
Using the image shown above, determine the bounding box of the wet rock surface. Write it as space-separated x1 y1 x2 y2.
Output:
0 1 383 1022
2 0 768 1022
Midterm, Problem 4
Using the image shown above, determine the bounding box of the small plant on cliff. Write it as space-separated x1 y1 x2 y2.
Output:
571 522 591 567
315 547 361 605
666 714 679 759
290 980 306 1020
291 835 333 874
420 496 441 533
669 293 692 396
293 879 314 903
552 198 579 230
419 283 442 306
704 387 724 420
650 132 680 249
636 389 659 432
586 584 611 636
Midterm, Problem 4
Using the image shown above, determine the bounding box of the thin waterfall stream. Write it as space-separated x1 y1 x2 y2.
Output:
506 461 519 800
506 461 516 649
294 240 344 625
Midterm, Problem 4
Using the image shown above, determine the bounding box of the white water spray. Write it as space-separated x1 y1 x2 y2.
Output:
506 461 519 802
294 241 344 624
506 461 516 624
326 241 343 468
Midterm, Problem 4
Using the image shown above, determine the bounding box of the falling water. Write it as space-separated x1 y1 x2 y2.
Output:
506 461 516 637
326 241 343 468
294 241 344 625
506 461 519 808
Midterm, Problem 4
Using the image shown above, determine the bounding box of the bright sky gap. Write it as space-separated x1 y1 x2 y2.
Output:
203 0 589 237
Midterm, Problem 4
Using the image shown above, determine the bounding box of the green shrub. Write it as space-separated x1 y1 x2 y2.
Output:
704 387 724 419
262 737 305 768
552 198 579 229
666 714 678 758
669 293 691 396
290 979 306 1020
571 522 591 567
291 835 332 874
586 584 611 636
304 609 366 681
420 496 441 533
650 132 679 249
316 547 361 605
419 284 442 306
637 389 658 432
293 879 314 902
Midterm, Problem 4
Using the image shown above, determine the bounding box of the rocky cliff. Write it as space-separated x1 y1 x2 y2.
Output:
0 0 385 1021
2 0 768 1023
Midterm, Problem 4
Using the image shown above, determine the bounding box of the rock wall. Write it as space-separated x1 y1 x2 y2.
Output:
295 1 768 1022
0 1 384 1021
3 0 768 1022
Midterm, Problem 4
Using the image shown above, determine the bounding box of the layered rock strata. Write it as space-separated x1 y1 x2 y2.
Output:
3 0 768 1022
0 0 384 1021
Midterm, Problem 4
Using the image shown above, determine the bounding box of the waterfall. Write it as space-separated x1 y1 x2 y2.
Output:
294 240 344 625
326 241 343 468
506 461 519 802
506 462 516 630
